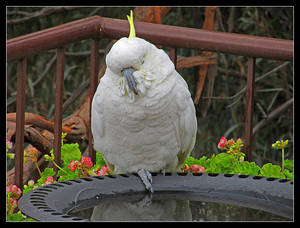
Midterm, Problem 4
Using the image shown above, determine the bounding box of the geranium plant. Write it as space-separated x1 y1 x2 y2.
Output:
182 136 293 180
6 133 293 221
6 133 111 221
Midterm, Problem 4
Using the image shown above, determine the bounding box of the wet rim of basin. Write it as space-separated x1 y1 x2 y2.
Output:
18 173 293 221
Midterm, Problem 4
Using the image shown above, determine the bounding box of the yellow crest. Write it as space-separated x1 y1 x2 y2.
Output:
127 10 136 39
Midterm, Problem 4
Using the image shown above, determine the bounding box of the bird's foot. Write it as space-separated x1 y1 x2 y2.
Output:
137 168 153 193
136 193 153 208
161 168 166 176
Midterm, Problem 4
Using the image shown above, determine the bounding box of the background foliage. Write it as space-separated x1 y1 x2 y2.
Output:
7 7 293 167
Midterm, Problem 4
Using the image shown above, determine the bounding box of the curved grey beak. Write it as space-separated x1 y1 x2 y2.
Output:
122 68 138 95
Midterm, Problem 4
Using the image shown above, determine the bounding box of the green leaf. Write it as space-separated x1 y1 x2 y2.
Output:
7 211 36 221
58 169 79 182
260 163 285 179
96 151 107 167
283 169 293 180
23 185 35 195
61 143 81 166
236 161 260 176
7 153 15 159
184 156 201 166
90 151 109 171
205 153 239 174
284 159 293 171
182 155 209 170
182 153 293 180
37 168 56 186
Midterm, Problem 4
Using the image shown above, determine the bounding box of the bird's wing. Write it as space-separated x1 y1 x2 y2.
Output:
91 78 106 140
92 76 120 172
174 72 197 169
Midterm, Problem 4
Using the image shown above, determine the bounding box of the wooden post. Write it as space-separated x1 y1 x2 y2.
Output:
15 58 27 188
53 47 65 173
244 57 256 161
89 39 99 164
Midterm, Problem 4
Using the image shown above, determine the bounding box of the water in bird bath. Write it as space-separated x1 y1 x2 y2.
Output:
66 192 292 221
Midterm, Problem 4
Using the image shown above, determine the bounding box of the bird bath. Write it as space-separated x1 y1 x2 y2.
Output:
18 173 293 221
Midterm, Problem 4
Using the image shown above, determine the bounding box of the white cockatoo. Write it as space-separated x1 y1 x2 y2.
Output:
91 11 197 192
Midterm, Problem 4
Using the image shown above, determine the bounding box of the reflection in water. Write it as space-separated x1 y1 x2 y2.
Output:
67 193 291 221
91 198 192 221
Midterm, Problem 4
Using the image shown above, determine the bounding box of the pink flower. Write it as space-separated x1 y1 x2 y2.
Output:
81 156 93 169
13 186 22 198
43 176 55 186
5 181 21 214
183 164 190 172
6 184 22 199
46 176 54 182
182 164 205 173
190 164 205 173
6 185 12 193
191 164 200 172
218 136 227 149
68 160 79 172
199 166 205 173
98 166 110 176
7 197 18 213
10 198 18 208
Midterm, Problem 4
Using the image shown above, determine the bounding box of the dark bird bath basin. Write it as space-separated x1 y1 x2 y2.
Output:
18 173 293 221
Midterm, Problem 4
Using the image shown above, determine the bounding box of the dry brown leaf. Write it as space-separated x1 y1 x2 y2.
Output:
194 7 216 104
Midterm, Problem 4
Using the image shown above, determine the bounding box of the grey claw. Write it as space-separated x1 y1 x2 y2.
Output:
136 193 152 208
137 169 154 193
145 170 152 184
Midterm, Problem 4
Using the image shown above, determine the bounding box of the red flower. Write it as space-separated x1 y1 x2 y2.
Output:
68 160 79 172
7 198 18 213
199 166 205 173
183 164 205 173
191 164 205 173
42 176 56 186
6 184 22 199
81 156 93 169
98 166 110 176
183 164 190 172
218 136 227 149
191 164 201 172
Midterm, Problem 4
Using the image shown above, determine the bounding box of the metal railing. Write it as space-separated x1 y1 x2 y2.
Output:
7 16 293 188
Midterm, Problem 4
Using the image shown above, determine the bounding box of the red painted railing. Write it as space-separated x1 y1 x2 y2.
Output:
6 16 293 188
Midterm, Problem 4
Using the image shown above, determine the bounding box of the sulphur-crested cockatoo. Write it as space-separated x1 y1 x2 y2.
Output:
91 11 197 192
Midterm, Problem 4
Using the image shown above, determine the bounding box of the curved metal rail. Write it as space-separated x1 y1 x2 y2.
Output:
7 16 293 61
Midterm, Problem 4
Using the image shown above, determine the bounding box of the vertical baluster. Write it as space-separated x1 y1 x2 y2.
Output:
53 47 65 173
89 39 99 164
244 57 256 161
15 58 27 188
